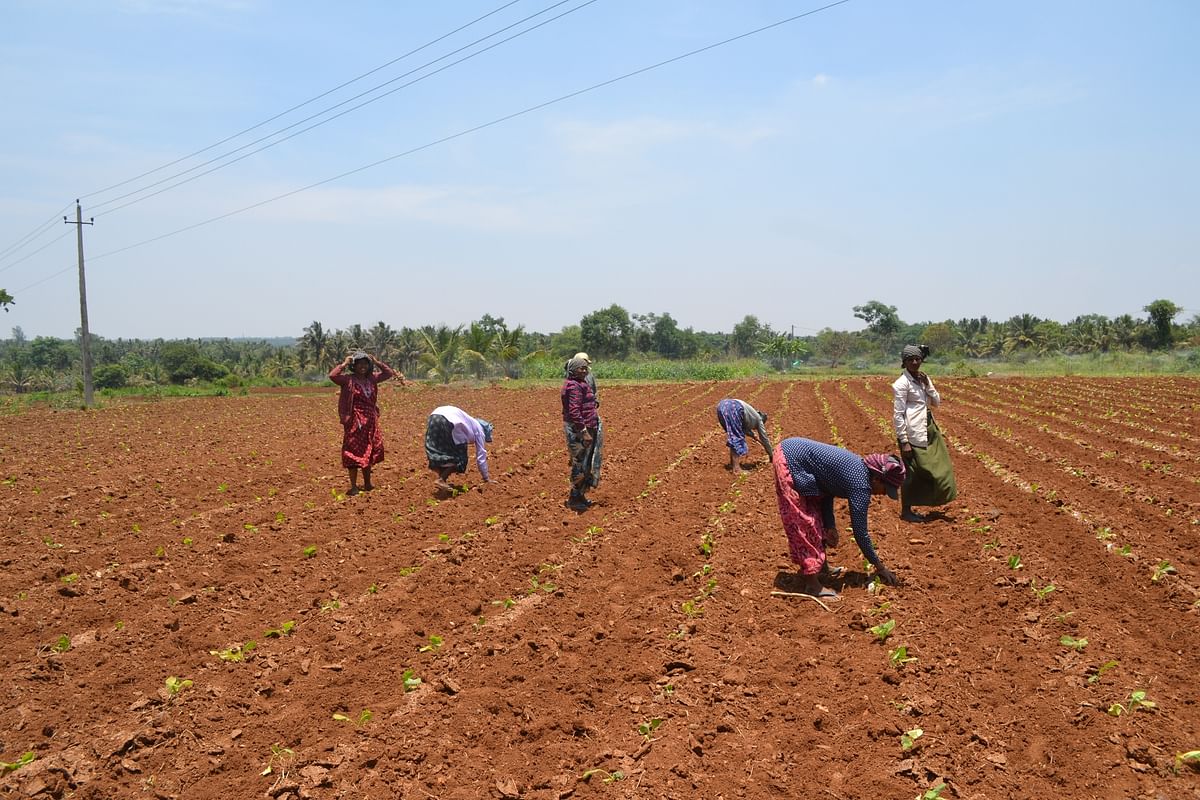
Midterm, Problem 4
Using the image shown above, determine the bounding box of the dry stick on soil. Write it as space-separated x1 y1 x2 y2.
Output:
770 590 835 613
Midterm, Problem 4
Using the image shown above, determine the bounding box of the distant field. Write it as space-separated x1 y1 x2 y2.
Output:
1 377 1197 798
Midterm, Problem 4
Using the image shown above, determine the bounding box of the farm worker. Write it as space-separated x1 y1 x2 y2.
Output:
772 437 905 597
562 355 600 510
424 405 493 493
892 344 957 521
329 351 404 496
563 352 603 486
715 398 772 472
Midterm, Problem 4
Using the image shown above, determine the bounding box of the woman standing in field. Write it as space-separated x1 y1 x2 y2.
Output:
424 405 493 493
563 352 603 489
329 351 403 495
562 356 600 510
892 344 957 521
772 436 905 597
715 398 772 472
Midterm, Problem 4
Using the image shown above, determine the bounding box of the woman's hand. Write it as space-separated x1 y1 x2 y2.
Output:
875 564 900 586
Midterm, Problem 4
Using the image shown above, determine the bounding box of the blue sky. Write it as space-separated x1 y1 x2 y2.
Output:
2 0 1197 339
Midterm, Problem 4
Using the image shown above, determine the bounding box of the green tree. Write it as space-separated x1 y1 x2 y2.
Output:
93 363 130 389
1143 299 1181 349
730 315 769 357
0 289 13 312
160 343 228 383
368 321 397 363
418 325 464 383
300 321 329 371
853 301 901 340
813 328 856 367
920 322 956 356
461 322 496 379
580 304 633 359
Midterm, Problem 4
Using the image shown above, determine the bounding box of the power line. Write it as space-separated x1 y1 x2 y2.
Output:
0 203 74 264
0 230 73 274
20 0 853 290
77 0 526 203
89 0 599 218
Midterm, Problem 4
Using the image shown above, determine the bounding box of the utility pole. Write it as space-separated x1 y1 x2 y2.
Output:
64 200 95 408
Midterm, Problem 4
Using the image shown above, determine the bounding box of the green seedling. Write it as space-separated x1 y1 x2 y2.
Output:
182 537 193 546
1087 660 1118 685
900 728 923 751
60 573 79 584
1108 689 1156 716
332 709 374 726
131 523 142 533
402 669 421 692
114 621 125 631
217 483 228 492
717 501 735 514
869 619 896 643
51 634 71 653
889 645 917 668
1174 750 1200 773
981 537 1000 551
699 532 714 557
263 620 296 638
244 522 260 533
274 512 286 524
484 515 500 526
1007 554 1023 570
580 769 624 783
492 597 516 610
1095 527 1115 541
419 634 444 653
398 565 421 577
637 717 664 741
692 563 713 578
0 752 35 774
866 576 884 595
972 524 993 535
165 676 193 696
426 498 439 507
868 601 892 616
918 784 947 800
302 545 318 558
680 599 703 618
1115 544 1133 557
154 545 166 558
211 641 257 662
966 515 981 524
1151 561 1177 582
1059 635 1088 652
1031 581 1056 600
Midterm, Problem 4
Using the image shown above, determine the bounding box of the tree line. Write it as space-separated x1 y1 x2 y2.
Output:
0 300 1194 393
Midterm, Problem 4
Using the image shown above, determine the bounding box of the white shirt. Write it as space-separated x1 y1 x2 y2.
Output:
431 405 490 481
892 371 941 448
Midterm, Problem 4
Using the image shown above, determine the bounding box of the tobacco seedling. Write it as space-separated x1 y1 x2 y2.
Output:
1059 635 1088 652
868 601 892 617
918 784 947 800
680 599 703 618
1095 527 1115 541
1087 660 1118 685
332 709 373 726
182 537 193 546
889 645 917 668
165 676 193 696
900 728 923 751
402 669 421 692
60 573 79 584
212 641 257 662
1108 690 1156 716
320 599 341 612
419 634 444 652
398 565 421 577
492 597 516 610
699 532 714 557
1007 554 1023 570
1173 750 1200 774
263 620 296 638
50 634 71 653
302 545 318 559
1151 561 1177 582
637 717 664 741
1116 544 1133 557
0 752 35 774
580 769 624 783
717 501 735 514
869 619 896 643
484 515 500 526
1031 581 1056 600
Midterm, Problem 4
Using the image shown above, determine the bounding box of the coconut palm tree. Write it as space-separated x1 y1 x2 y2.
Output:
419 325 464 383
300 321 329 372
460 322 497 379
368 321 397 363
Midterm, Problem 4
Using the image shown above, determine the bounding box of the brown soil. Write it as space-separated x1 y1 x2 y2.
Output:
2 377 1198 800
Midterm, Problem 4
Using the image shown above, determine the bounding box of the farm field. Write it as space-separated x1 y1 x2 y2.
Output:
1 377 1198 800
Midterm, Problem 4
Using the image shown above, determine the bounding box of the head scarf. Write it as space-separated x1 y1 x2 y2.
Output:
573 352 591 363
350 350 371 369
566 356 589 375
901 344 923 361
864 453 905 499
478 419 494 443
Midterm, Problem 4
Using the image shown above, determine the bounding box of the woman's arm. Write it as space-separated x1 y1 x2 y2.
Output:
329 357 352 385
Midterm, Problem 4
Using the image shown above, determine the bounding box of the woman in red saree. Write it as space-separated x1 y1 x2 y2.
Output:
329 351 404 495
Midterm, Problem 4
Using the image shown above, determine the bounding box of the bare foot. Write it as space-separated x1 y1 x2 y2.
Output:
434 478 451 492
347 486 360 496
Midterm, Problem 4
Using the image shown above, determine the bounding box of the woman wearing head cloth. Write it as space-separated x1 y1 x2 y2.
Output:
329 351 405 495
562 356 600 509
892 344 958 521
563 352 603 487
715 398 772 472
771 437 905 597
424 405 494 494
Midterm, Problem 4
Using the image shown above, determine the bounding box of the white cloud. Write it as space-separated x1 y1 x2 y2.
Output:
812 73 830 87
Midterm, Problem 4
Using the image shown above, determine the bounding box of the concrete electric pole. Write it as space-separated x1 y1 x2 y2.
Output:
64 200 95 408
